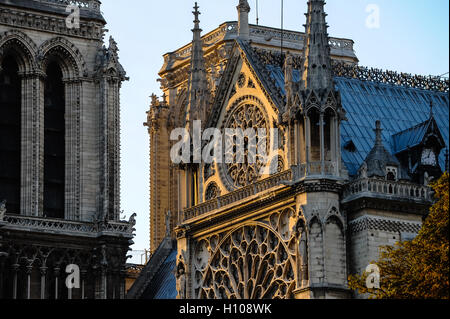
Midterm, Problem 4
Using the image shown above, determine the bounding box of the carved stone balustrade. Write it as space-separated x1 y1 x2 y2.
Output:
292 161 340 180
2 215 135 238
342 177 432 204
183 169 292 221
34 0 101 12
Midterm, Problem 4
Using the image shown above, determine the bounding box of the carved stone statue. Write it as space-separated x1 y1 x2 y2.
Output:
295 219 309 287
108 36 119 56
284 52 293 85
299 229 308 284
284 52 294 110
150 93 159 107
176 255 186 299
128 213 137 234
0 200 6 221
359 161 368 178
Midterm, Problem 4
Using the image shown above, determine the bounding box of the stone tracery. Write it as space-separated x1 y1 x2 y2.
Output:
222 100 269 189
194 208 299 299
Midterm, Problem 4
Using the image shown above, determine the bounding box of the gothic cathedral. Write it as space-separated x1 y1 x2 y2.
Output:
132 0 449 299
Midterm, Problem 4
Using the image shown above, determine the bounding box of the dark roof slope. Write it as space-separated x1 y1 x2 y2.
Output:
251 50 449 176
126 237 177 299
391 115 446 154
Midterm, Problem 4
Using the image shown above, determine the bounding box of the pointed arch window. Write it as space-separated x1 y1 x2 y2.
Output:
323 108 336 162
0 55 21 214
308 108 321 162
43 61 65 219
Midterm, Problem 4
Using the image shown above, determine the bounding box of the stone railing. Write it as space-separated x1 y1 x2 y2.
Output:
183 169 292 221
34 0 101 12
174 21 355 60
342 178 432 202
333 61 449 92
2 214 134 237
292 161 339 179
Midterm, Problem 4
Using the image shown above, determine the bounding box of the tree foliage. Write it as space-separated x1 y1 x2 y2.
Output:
348 172 449 299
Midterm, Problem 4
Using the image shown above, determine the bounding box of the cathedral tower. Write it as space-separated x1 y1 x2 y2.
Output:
0 0 134 299
285 0 349 298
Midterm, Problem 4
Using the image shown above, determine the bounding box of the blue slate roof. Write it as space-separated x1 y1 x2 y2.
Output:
146 248 177 299
264 65 449 176
391 116 445 155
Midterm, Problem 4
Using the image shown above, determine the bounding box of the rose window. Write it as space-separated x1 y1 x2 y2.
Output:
222 103 269 189
198 224 296 299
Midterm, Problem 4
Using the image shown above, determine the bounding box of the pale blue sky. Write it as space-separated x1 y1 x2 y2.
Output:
99 0 449 260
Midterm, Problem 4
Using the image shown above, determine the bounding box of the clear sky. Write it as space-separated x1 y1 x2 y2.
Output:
99 0 449 262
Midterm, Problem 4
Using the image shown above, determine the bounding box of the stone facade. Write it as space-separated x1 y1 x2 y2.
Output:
0 0 133 299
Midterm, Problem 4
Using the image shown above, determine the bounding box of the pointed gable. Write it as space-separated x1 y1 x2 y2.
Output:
391 115 446 155
206 40 283 130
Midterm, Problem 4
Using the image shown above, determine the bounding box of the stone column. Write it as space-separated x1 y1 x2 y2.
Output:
81 269 87 299
19 72 45 217
320 112 325 175
26 264 33 299
12 263 19 299
293 120 299 165
99 77 121 222
64 79 82 221
40 266 47 299
54 267 60 300
305 116 310 175
336 118 342 176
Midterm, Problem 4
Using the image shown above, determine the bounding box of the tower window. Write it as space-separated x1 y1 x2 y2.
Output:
386 166 397 181
44 62 65 219
0 55 21 214
308 109 320 162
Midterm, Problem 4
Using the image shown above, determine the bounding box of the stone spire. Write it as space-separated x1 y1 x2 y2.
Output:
374 120 383 147
301 0 333 91
186 2 209 128
361 121 400 178
237 0 251 40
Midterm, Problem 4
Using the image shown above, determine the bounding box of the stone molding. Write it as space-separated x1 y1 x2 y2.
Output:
0 2 105 40
2 214 135 238
348 215 422 235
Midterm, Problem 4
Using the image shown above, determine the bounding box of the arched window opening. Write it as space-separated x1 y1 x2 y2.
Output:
297 116 306 164
308 109 320 162
386 172 396 181
0 55 21 214
44 61 65 219
324 109 335 161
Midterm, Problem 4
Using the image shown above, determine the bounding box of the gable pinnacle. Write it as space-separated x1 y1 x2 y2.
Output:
237 0 251 40
186 2 209 128
374 120 383 147
193 2 201 31
192 2 202 37
301 0 334 91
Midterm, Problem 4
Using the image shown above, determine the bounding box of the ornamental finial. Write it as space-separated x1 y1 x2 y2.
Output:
193 2 200 26
374 120 383 146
